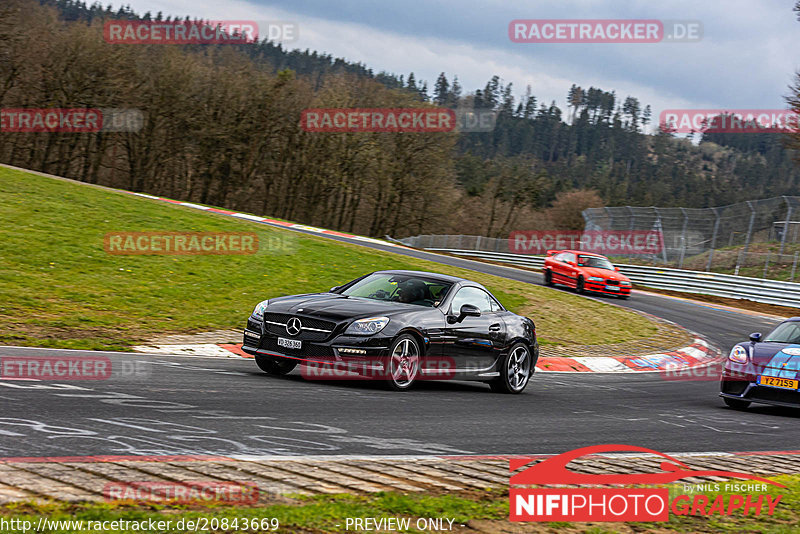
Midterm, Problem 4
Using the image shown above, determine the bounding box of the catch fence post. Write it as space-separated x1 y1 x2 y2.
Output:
627 206 636 231
678 208 689 269
780 196 793 255
792 252 799 282
763 253 770 279
736 201 756 275
706 208 720 272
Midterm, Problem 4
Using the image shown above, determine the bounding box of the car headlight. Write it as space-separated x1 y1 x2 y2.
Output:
588 276 604 282
252 300 269 319
620 281 631 286
729 345 748 364
345 316 389 336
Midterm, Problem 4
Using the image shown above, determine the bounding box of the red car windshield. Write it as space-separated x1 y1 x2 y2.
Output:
578 255 614 270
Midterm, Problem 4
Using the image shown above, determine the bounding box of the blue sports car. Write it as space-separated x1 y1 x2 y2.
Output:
720 317 800 410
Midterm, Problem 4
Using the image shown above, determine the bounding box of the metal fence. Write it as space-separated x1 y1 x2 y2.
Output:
583 196 800 273
395 245 800 309
400 196 800 282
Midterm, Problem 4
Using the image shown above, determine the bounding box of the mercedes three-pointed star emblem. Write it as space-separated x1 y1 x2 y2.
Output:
286 317 302 336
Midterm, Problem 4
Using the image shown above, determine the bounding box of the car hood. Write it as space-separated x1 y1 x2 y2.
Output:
748 342 800 376
580 267 630 281
266 293 423 322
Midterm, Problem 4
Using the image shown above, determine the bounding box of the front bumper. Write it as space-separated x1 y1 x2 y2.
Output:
583 280 631 297
241 324 391 367
720 362 800 408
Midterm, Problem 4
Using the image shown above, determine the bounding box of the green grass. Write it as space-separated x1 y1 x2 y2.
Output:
0 166 656 350
1 475 797 533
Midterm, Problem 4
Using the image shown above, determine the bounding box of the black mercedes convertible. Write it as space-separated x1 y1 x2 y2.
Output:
242 270 538 392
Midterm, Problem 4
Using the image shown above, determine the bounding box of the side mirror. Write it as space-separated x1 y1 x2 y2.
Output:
329 286 340 293
448 304 481 324
749 332 762 343
459 303 481 319
615 266 620 272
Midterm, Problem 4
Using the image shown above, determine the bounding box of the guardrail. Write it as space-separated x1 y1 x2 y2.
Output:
420 248 800 310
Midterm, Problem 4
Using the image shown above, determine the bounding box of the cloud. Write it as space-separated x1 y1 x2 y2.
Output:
123 0 800 118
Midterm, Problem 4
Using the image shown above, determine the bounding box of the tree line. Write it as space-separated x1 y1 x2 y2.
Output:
1 0 798 239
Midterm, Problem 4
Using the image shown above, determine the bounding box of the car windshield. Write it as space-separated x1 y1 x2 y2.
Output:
340 273 452 307
763 322 800 343
578 255 615 270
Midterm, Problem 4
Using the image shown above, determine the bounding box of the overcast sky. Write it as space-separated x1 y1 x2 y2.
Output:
125 0 800 131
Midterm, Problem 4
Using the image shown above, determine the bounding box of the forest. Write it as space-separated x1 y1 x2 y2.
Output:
0 0 798 238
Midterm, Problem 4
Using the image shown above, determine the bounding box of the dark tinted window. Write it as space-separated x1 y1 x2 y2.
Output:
341 273 452 307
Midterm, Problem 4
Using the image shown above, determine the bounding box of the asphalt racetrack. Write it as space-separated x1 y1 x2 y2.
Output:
1 224 796 459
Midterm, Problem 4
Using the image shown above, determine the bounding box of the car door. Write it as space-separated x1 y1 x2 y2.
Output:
443 286 506 372
559 252 579 288
551 253 572 286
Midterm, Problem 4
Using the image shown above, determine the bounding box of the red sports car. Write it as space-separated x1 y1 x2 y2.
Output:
542 249 631 298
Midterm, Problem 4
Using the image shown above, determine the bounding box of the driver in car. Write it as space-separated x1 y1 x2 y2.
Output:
395 280 425 304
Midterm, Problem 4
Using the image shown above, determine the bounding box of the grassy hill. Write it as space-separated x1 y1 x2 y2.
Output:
0 165 656 350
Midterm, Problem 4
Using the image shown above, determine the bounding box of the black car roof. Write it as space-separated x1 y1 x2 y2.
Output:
373 270 467 284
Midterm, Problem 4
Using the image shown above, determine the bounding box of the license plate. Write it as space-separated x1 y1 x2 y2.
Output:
277 337 302 350
605 285 620 291
758 375 799 390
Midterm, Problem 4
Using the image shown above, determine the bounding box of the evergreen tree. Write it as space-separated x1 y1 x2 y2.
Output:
433 72 450 105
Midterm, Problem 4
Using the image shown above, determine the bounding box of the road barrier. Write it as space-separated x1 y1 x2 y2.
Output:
412 247 800 310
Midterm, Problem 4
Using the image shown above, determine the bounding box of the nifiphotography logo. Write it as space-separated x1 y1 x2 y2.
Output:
510 445 784 522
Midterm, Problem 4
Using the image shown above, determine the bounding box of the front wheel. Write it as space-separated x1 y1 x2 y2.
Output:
544 269 554 287
255 355 297 375
576 276 585 294
385 334 420 391
490 342 533 394
723 397 751 410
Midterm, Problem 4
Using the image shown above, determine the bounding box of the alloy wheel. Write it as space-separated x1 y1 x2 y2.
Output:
506 345 531 392
389 337 420 389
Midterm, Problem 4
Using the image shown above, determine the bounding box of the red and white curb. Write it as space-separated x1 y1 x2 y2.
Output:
536 336 722 373
128 192 401 248
132 343 248 358
133 337 722 374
